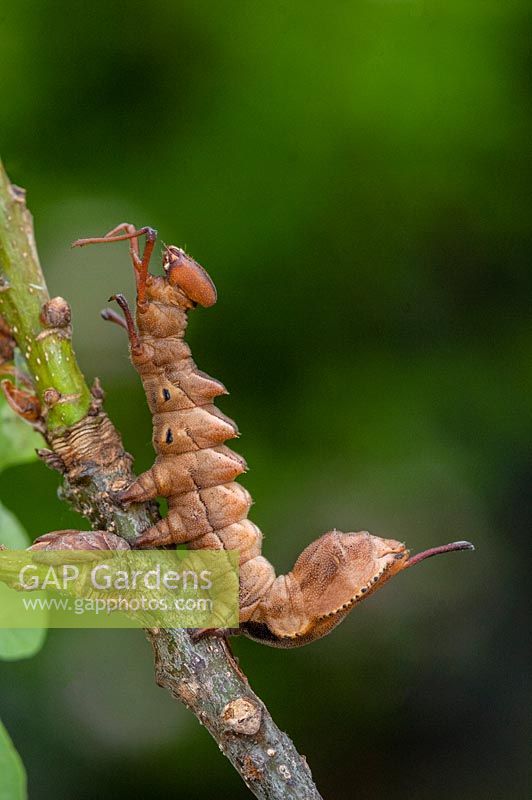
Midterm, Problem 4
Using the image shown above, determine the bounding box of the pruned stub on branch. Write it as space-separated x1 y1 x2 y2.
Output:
27 222 472 649
36 383 157 547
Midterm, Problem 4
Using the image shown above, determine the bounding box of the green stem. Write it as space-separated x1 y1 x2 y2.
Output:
0 160 90 429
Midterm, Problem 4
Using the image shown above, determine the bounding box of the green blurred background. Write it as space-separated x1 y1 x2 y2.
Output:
0 1 530 798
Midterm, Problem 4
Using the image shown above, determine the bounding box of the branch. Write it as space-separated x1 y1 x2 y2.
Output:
0 159 323 800
0 164 90 429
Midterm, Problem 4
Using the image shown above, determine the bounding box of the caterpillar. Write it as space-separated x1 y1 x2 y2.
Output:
69 224 473 648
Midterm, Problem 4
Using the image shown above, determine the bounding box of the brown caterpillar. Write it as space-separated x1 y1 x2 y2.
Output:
71 224 473 648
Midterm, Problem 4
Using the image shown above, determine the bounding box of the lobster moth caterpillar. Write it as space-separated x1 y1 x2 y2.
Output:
62 224 473 647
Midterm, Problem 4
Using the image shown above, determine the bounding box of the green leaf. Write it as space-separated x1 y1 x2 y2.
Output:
0 719 26 800
0 390 42 474
0 502 47 660
0 501 29 548
0 623 47 662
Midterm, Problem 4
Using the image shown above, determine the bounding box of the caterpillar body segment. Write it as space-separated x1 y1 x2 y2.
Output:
70 225 474 647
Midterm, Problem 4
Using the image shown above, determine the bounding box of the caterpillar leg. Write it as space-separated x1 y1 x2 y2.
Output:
118 454 190 507
102 224 156 305
132 509 209 548
100 308 128 330
72 223 156 305
117 468 160 506
189 627 241 642
108 293 140 351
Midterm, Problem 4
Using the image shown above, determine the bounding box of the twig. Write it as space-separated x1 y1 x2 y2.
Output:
0 158 323 799
0 165 90 429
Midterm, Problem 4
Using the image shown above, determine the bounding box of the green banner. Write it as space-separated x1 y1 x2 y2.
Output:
0 550 239 629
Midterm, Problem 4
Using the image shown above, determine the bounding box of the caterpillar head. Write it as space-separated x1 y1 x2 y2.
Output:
163 246 217 307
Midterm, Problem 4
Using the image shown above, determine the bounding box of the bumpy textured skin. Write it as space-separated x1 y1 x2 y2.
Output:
114 243 412 647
